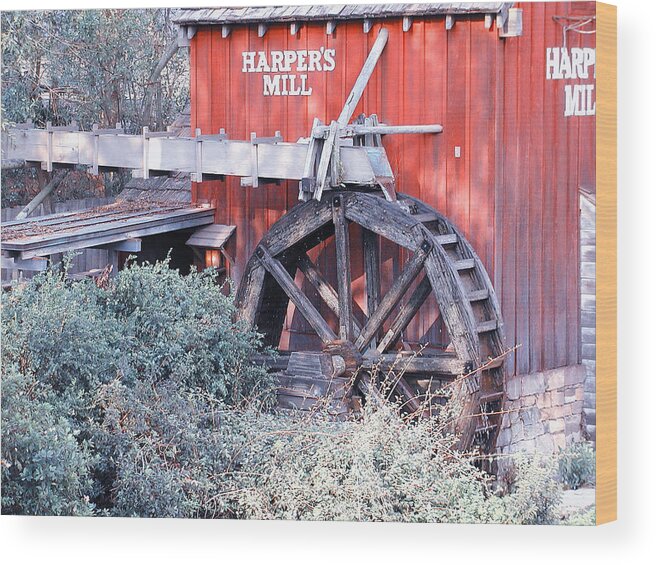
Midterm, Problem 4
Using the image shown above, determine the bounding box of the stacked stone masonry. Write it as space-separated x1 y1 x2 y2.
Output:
497 364 587 455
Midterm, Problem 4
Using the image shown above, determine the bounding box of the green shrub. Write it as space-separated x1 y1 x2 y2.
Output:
1 259 564 523
1 259 273 515
558 441 596 490
1 366 95 516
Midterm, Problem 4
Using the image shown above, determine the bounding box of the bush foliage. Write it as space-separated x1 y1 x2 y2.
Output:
2 260 566 523
558 441 596 490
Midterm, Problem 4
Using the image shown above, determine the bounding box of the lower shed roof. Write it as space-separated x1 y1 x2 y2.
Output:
1 200 215 260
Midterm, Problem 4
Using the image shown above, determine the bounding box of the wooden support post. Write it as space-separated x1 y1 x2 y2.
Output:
193 127 203 183
355 239 432 352
314 121 338 200
299 117 321 201
142 126 150 179
257 245 336 342
108 249 120 277
91 124 99 175
332 194 353 341
250 132 259 188
45 121 53 172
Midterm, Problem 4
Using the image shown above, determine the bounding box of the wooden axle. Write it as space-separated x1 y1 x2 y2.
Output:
312 123 444 138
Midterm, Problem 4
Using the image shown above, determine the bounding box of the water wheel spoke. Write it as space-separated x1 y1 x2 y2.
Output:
297 252 365 336
355 238 432 352
376 275 433 353
362 227 381 319
256 244 336 343
331 194 353 341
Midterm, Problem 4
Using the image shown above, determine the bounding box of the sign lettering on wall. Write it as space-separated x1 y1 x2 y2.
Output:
242 48 336 96
546 47 596 117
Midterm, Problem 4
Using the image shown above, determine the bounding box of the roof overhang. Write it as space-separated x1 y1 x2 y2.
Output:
173 4 511 26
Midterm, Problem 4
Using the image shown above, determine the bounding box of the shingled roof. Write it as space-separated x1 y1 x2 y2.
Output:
173 3 511 26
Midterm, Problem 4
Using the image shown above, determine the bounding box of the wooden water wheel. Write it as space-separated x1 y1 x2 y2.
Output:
236 190 506 453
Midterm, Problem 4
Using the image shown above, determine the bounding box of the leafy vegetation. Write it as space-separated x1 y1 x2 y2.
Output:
2 260 569 522
1 9 189 206
558 441 596 490
1 9 188 131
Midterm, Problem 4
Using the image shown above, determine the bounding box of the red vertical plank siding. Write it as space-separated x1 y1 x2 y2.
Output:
528 4 546 372
189 5 595 376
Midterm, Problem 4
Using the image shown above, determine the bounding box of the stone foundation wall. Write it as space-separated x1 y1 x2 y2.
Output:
496 364 586 455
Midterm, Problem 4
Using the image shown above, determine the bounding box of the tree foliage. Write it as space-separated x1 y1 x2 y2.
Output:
1 9 189 132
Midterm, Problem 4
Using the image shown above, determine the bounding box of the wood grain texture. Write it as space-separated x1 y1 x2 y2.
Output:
595 1 617 526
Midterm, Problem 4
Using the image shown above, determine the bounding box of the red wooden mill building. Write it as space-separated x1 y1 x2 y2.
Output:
2 3 597 454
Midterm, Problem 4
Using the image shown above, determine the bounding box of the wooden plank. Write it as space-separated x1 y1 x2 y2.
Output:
94 238 142 252
6 126 385 187
467 288 490 302
260 197 333 257
422 246 479 366
376 276 432 353
0 255 48 271
362 228 381 325
344 192 419 250
314 121 338 201
362 352 466 376
256 244 336 343
332 194 353 340
16 213 214 260
235 259 266 327
355 240 431 352
337 28 388 126
4 207 214 250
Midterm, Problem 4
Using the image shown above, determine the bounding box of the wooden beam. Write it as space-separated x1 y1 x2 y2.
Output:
1 255 48 271
236 260 267 327
326 20 336 35
15 170 67 220
446 15 455 31
337 28 388 127
362 352 466 376
314 124 444 137
290 22 300 36
363 19 373 34
221 25 231 38
355 239 432 352
256 244 336 343
314 121 338 200
297 252 365 334
376 276 433 353
402 17 413 32
332 194 353 341
93 238 142 253
258 23 268 38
